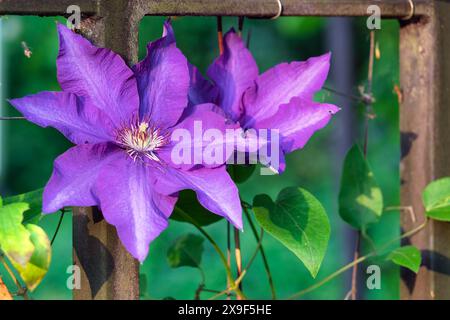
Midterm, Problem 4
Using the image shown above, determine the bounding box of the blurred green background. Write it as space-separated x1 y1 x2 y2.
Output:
0 15 400 300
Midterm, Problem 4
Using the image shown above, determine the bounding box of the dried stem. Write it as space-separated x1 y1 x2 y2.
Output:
234 228 243 299
209 228 264 300
173 208 246 299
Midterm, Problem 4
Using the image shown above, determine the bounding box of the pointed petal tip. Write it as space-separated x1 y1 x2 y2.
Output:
163 19 175 41
328 104 341 115
228 212 243 231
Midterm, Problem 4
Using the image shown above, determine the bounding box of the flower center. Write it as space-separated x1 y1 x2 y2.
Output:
117 121 169 162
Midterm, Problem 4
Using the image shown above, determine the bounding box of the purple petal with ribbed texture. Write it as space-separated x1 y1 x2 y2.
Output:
188 64 218 107
155 166 242 229
56 24 138 127
133 24 189 127
253 97 340 154
43 143 120 213
94 155 177 262
9 91 115 145
242 53 331 127
159 103 238 170
207 30 258 121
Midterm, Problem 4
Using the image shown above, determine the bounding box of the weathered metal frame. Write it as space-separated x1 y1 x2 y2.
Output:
1 0 448 300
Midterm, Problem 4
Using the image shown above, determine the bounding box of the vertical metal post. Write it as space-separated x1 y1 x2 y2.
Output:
73 0 144 300
400 0 450 299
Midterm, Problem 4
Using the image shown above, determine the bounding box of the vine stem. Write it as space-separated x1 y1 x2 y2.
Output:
51 209 65 245
216 16 235 300
242 203 277 299
173 208 246 299
350 29 376 300
288 218 428 300
209 228 264 300
232 18 246 300
226 222 231 299
234 228 243 298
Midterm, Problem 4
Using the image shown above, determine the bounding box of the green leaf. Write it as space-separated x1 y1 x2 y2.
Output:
422 177 450 221
3 189 44 224
167 233 204 269
0 203 34 266
11 224 52 291
338 145 383 230
171 190 222 226
227 165 256 184
253 187 330 278
387 246 421 273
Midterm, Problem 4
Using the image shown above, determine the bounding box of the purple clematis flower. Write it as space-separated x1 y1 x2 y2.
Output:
9 23 242 262
190 29 340 173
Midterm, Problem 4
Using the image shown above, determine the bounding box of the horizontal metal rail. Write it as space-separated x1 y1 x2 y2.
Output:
0 0 429 18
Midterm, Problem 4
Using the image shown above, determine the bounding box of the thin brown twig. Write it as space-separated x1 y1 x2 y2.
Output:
0 116 25 120
217 16 224 55
238 16 244 37
322 86 367 103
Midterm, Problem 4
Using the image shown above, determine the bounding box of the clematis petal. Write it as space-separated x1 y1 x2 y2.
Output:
133 23 189 127
254 97 340 154
56 23 138 127
155 166 243 229
43 143 120 213
162 19 175 41
159 103 237 170
188 64 218 107
242 53 331 126
207 30 259 121
94 155 177 262
9 91 115 145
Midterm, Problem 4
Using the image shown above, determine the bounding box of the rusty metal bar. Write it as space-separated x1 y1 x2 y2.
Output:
1 0 429 18
0 0 98 15
400 0 450 300
72 0 142 300
143 0 429 18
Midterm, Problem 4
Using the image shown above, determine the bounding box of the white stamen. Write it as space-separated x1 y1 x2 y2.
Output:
117 121 168 162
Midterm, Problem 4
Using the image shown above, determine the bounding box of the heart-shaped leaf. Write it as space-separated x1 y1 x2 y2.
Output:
253 187 330 278
0 203 34 266
171 190 222 226
422 177 450 221
167 233 204 269
387 246 421 273
338 145 383 230
3 189 44 225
